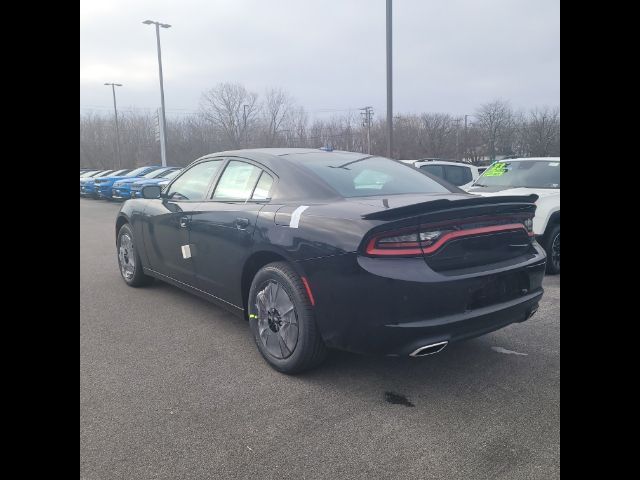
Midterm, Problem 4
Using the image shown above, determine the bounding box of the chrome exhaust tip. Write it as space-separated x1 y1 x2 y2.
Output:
409 341 448 358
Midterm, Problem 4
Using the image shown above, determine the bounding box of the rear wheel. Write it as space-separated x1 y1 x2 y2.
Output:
248 262 326 374
543 225 560 274
117 223 154 287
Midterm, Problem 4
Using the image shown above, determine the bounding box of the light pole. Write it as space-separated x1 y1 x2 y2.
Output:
243 104 249 147
454 117 461 161
143 19 171 166
464 114 472 161
104 83 123 169
386 0 393 159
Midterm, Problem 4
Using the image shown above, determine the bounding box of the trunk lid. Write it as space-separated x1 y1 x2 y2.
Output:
357 193 538 272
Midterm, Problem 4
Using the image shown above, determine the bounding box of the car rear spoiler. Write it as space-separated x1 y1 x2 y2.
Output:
361 194 539 221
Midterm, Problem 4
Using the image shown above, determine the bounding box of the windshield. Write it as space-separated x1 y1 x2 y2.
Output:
110 169 130 176
300 156 451 197
161 169 181 180
80 170 100 177
143 168 172 179
125 167 153 177
474 160 560 189
94 170 114 177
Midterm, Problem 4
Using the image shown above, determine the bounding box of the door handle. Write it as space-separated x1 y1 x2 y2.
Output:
235 217 250 230
179 216 190 228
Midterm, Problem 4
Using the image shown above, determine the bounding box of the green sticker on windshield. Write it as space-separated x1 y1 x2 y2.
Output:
483 162 507 176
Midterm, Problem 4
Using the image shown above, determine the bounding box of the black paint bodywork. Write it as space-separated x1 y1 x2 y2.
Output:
117 149 546 357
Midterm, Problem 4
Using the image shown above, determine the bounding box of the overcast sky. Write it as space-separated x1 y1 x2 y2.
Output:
80 0 559 120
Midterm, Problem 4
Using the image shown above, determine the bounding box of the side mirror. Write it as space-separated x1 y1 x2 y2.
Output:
141 185 162 199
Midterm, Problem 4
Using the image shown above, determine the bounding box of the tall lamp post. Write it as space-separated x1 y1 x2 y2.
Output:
386 0 393 159
104 82 122 169
143 19 171 166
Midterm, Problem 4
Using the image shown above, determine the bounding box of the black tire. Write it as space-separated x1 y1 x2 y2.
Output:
248 262 326 374
543 224 560 274
116 223 154 287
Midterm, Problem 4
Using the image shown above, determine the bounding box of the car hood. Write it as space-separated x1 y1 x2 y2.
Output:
95 175 131 182
113 177 144 185
132 178 167 186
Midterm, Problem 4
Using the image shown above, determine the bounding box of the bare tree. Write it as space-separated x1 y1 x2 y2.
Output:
528 107 560 156
81 85 559 169
199 82 259 149
261 87 295 146
418 113 456 159
475 99 513 161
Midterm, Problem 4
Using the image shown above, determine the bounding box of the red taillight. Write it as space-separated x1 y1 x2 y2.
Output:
365 215 534 257
365 228 450 256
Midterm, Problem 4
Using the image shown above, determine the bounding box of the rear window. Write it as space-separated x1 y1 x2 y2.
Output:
420 164 472 186
301 156 451 197
443 165 472 186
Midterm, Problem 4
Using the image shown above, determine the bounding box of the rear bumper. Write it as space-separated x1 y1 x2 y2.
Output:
298 243 546 356
380 289 541 356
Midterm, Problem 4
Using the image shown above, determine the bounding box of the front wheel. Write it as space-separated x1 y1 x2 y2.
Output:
543 225 560 274
248 262 326 374
117 223 154 287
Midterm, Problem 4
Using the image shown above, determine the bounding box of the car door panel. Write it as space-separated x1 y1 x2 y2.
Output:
189 202 265 306
142 199 199 284
188 160 275 306
140 159 225 285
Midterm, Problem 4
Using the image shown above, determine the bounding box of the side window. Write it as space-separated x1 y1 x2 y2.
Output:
420 164 445 179
252 172 274 200
166 160 223 200
212 161 262 200
444 166 472 186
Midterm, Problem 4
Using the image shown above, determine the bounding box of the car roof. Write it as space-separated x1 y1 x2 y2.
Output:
413 160 477 168
191 148 382 202
495 157 560 162
200 148 372 170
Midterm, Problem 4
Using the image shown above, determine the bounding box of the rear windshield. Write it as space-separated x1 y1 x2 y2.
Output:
300 156 451 197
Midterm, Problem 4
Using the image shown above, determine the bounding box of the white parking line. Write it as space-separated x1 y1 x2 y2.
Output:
491 346 528 356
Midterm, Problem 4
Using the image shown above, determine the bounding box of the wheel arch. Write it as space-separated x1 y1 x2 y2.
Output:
115 214 130 242
240 249 304 316
543 210 560 238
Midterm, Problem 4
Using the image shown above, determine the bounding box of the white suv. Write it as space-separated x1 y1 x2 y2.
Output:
402 159 481 190
466 157 560 274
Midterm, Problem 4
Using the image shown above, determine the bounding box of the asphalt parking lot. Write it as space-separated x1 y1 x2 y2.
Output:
80 198 559 480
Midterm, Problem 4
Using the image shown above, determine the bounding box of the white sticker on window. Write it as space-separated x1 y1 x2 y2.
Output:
290 205 309 228
181 245 192 259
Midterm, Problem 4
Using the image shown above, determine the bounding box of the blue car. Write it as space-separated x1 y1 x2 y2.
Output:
95 166 163 199
111 167 180 201
129 168 183 198
80 169 104 178
81 169 131 197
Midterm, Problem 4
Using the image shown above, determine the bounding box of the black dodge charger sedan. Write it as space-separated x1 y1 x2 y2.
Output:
115 148 546 373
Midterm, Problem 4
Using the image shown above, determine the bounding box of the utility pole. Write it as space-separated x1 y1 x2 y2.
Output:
464 114 471 161
104 83 122 169
454 118 461 161
243 104 249 148
360 106 373 154
386 0 393 159
143 19 171 166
